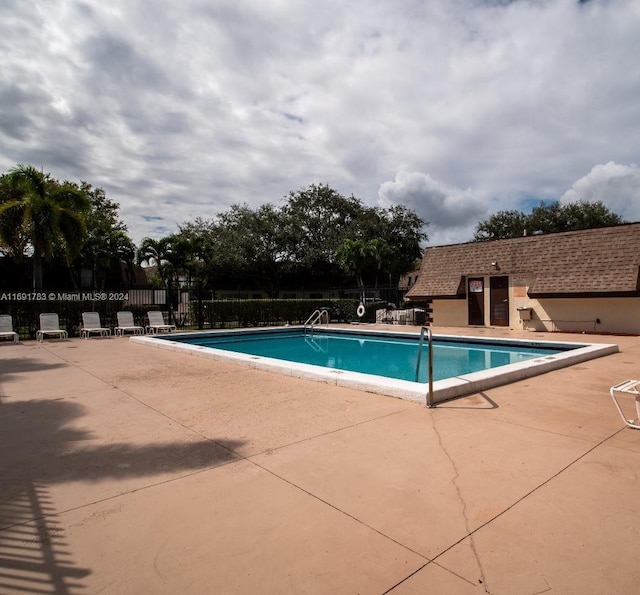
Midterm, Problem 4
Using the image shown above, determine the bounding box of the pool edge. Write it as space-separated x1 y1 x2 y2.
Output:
130 327 619 405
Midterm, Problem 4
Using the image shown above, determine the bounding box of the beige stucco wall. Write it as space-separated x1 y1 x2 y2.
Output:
522 297 640 334
429 275 640 335
431 299 467 327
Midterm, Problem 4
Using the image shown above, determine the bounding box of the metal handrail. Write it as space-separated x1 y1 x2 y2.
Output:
415 326 435 408
304 309 329 335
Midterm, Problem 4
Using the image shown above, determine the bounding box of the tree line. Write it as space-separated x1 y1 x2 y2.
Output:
472 200 624 241
0 163 626 294
0 165 135 291
0 165 427 295
138 184 427 298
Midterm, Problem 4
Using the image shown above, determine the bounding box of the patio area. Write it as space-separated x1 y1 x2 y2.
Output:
1 326 639 594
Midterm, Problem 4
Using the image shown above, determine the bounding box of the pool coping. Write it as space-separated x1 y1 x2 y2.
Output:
131 326 619 405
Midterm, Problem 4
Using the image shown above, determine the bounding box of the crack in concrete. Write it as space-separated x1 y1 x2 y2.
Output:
428 410 491 593
423 416 629 595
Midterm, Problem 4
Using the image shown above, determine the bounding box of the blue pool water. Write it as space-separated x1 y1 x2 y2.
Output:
162 328 574 383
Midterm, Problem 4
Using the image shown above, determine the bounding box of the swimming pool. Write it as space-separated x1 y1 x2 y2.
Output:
159 329 570 382
133 327 618 404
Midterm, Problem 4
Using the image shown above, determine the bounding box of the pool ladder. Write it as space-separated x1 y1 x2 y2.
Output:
304 309 330 335
415 326 435 408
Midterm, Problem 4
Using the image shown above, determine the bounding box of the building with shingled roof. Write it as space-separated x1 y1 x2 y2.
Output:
405 222 640 334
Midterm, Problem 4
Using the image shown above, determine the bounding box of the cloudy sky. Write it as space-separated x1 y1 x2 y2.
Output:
2 0 639 247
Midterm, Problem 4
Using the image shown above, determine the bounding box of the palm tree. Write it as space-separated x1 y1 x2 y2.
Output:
367 238 393 289
0 165 89 290
77 183 136 290
84 229 136 289
336 239 372 303
137 237 175 284
138 236 177 322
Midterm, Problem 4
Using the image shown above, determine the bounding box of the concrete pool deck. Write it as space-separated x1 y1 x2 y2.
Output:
1 325 639 593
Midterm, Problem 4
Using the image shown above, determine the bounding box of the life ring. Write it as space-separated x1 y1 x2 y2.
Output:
357 303 366 318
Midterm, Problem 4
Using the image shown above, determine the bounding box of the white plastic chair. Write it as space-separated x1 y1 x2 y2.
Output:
0 315 19 343
81 312 111 338
37 313 68 341
610 380 640 430
146 311 176 334
114 311 144 336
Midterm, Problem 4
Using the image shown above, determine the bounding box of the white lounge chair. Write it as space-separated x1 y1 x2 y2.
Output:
114 311 144 336
146 311 176 334
0 314 19 343
81 312 111 338
610 380 640 430
37 313 68 341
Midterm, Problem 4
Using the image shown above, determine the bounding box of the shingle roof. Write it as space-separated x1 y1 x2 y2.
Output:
406 223 640 299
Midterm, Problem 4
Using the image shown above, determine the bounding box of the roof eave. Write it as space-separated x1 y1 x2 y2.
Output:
528 290 640 299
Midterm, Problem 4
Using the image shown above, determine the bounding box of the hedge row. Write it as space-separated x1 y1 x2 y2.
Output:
195 299 367 328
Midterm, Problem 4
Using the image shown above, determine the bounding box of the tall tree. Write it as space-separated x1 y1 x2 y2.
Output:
138 236 178 321
335 239 372 300
174 184 428 295
216 204 291 297
473 200 624 241
138 235 179 323
137 236 175 288
0 165 89 289
530 200 624 233
473 210 528 241
367 238 394 289
282 184 365 273
0 173 30 260
336 237 400 297
369 205 427 282
77 183 135 289
176 218 221 288
170 231 206 287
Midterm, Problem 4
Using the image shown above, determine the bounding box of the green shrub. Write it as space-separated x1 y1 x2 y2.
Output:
195 299 360 329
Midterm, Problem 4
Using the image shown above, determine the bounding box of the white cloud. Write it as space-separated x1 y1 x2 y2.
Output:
561 162 640 222
1 0 639 245
378 171 487 245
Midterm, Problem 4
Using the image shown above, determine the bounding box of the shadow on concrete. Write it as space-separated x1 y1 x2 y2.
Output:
0 481 91 593
437 392 499 410
0 369 245 593
0 356 67 380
